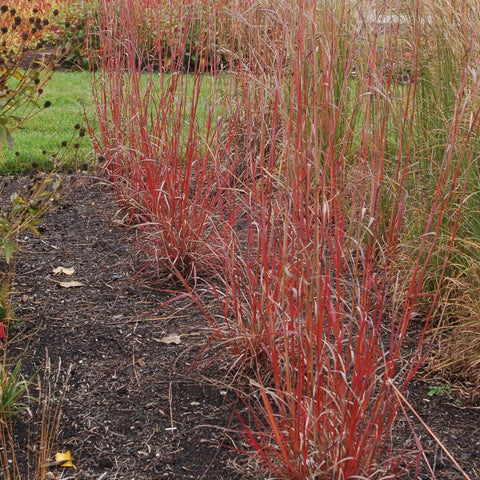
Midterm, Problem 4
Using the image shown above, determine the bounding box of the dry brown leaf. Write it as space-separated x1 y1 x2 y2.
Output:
154 334 182 345
52 266 75 276
58 280 84 288
54 450 75 468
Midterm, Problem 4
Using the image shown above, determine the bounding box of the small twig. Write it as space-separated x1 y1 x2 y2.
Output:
42 459 69 468
168 381 175 435
446 402 480 411
131 323 141 388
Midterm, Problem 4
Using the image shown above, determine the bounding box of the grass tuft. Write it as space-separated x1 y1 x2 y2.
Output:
89 0 480 477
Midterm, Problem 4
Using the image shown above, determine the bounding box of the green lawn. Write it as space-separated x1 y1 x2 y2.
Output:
0 70 217 175
0 71 95 175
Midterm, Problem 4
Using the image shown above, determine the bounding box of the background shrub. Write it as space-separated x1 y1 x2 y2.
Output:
0 1 79 148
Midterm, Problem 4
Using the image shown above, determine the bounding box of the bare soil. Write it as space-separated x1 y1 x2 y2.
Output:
2 173 479 479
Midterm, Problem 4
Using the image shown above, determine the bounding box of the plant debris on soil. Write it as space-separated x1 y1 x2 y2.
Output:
2 173 480 479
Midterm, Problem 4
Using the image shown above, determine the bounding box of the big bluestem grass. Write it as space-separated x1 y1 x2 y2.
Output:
210 1 479 478
90 0 239 282
90 0 479 477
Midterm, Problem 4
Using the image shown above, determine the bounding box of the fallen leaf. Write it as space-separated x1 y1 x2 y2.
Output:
52 266 75 276
154 334 182 345
55 451 75 468
58 280 84 288
0 322 4 339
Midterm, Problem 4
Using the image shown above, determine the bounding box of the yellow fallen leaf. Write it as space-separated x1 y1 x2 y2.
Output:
52 266 75 276
58 280 84 288
154 334 182 345
55 451 75 468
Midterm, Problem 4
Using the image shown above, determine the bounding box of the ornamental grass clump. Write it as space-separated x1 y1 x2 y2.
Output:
90 0 239 282
90 0 479 477
207 0 479 477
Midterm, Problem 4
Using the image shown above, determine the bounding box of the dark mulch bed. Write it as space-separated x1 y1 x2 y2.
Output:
1 173 479 479
3 174 253 479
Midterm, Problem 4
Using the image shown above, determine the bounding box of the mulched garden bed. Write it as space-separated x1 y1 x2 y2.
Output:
4 173 254 479
2 173 479 479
